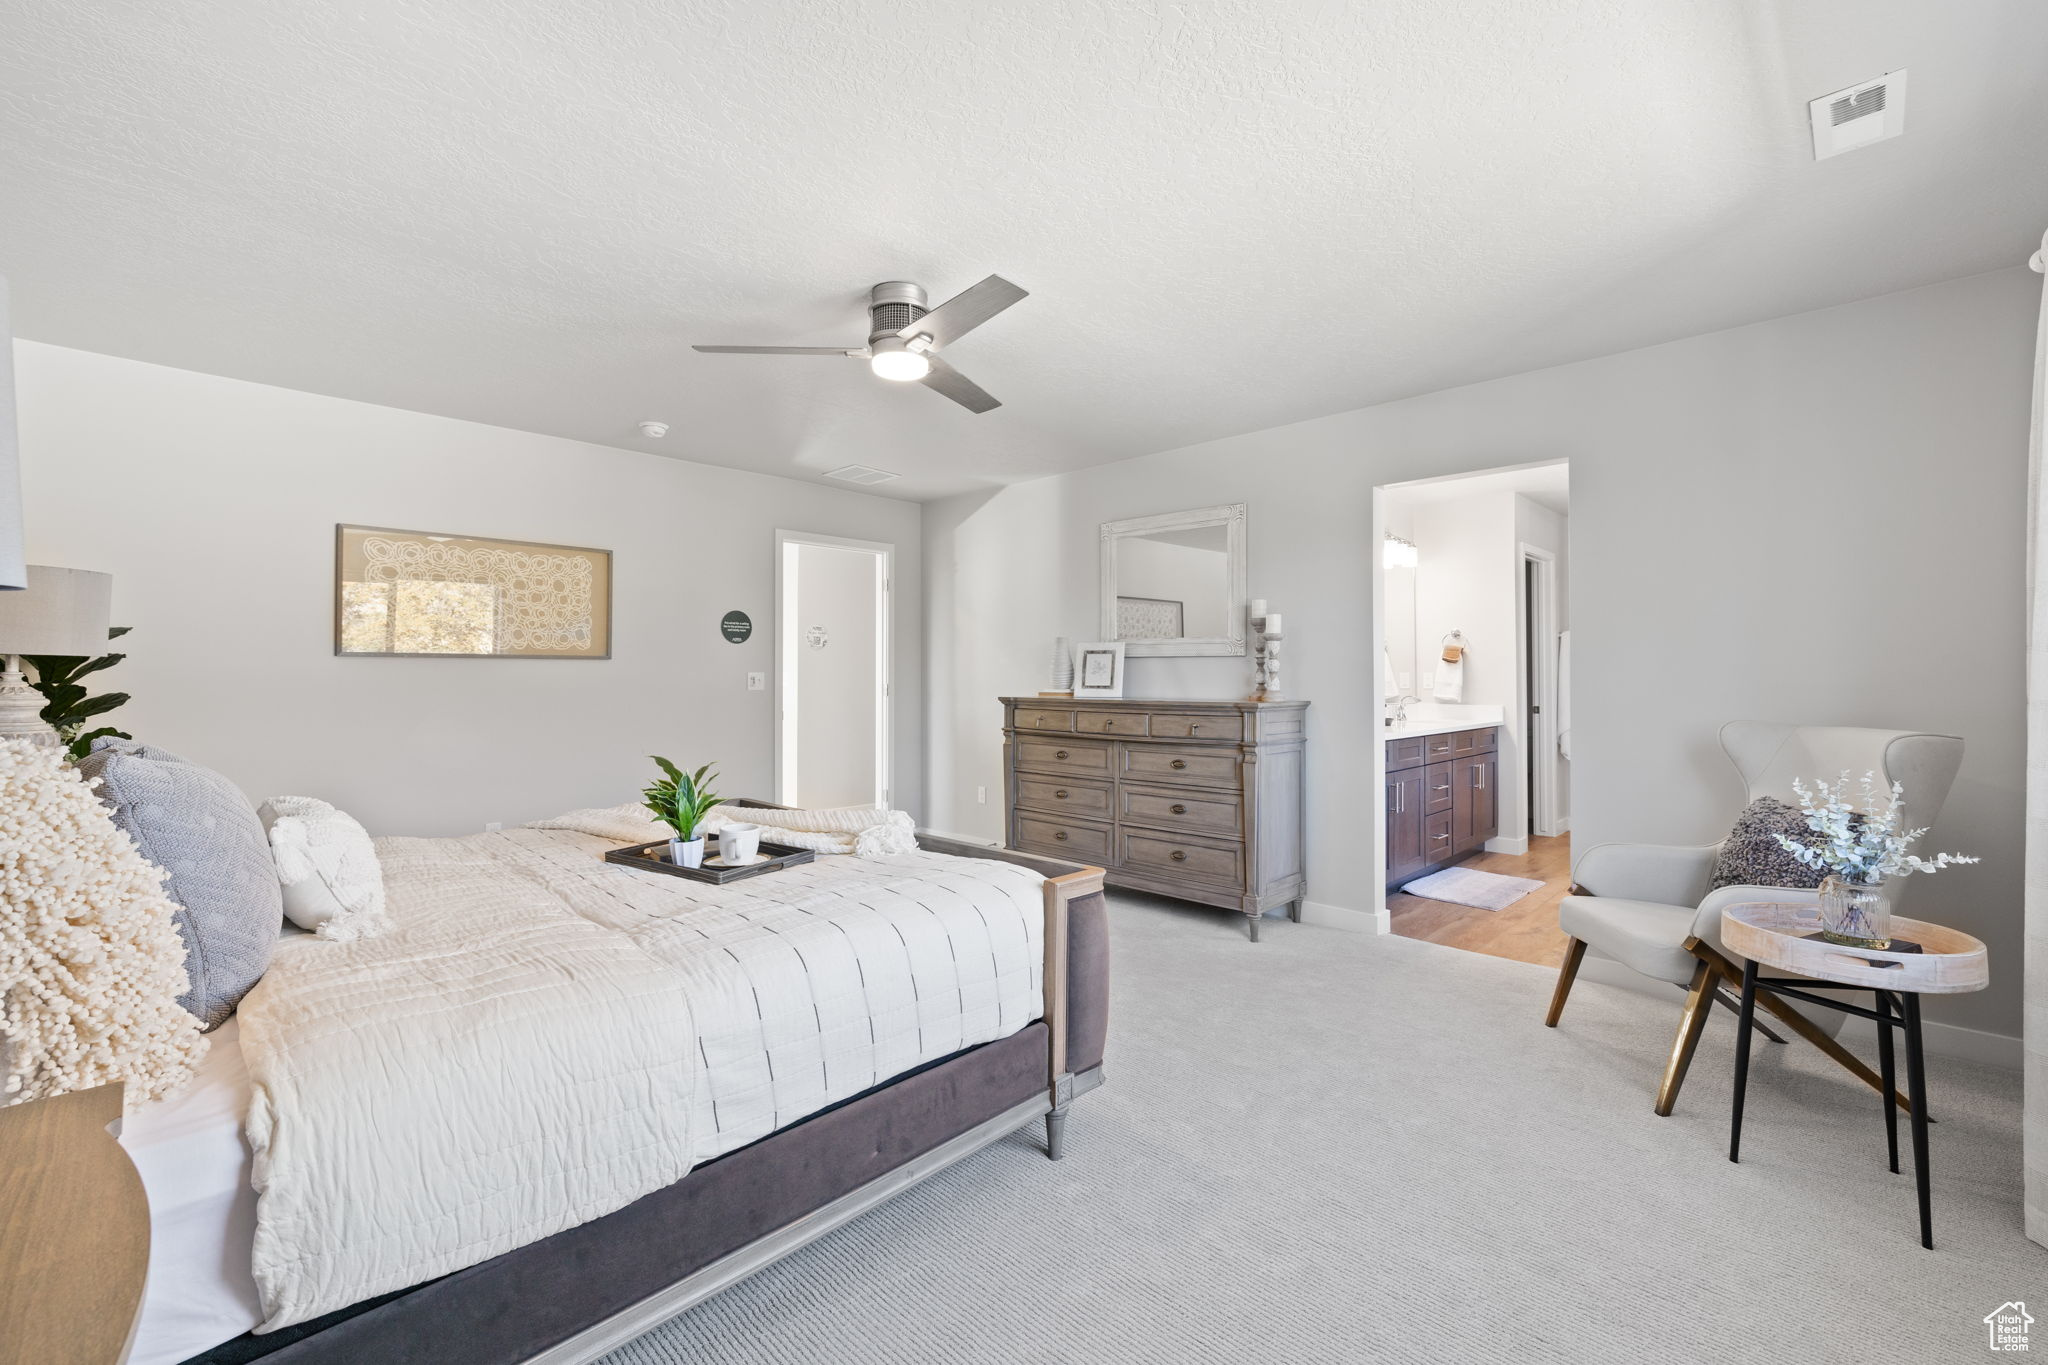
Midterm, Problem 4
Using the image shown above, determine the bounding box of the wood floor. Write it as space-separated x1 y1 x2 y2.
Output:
1387 834 1573 968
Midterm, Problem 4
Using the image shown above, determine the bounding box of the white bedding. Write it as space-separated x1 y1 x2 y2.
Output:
227 827 1046 1335
120 1017 263 1365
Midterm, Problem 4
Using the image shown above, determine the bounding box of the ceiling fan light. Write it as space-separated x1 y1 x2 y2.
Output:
869 338 930 382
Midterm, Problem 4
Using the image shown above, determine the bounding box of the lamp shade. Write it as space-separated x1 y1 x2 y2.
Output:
0 565 112 656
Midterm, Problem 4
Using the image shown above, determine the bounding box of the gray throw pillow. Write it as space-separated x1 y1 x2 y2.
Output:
79 738 282 1029
1708 797 1831 893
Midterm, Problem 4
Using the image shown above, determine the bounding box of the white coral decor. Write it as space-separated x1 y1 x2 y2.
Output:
0 738 206 1108
1773 771 1979 885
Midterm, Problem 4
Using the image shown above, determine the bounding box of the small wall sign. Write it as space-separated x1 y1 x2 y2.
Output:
720 610 752 644
806 625 829 650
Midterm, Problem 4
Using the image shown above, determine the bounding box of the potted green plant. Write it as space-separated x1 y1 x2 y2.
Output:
642 757 723 869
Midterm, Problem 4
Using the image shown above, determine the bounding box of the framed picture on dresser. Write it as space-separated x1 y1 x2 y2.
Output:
1072 641 1126 698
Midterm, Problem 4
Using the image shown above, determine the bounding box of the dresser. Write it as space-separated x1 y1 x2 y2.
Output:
1001 696 1309 940
1385 725 1498 891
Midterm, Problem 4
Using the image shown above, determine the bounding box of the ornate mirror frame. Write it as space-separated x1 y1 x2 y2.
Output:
1098 503 1247 658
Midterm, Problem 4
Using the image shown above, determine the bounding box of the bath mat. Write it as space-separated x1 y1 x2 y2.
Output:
1400 866 1544 912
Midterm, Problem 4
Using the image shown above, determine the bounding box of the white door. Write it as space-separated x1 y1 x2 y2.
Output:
776 531 892 808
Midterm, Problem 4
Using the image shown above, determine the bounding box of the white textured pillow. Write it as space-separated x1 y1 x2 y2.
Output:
258 796 390 941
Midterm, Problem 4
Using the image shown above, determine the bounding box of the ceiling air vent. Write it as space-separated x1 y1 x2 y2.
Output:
824 463 901 486
1810 70 1907 160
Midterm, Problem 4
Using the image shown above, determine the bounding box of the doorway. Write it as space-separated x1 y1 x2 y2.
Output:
775 530 892 809
1375 461 1571 966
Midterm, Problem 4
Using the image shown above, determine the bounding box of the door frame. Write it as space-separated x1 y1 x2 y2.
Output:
774 530 894 808
1517 542 1561 839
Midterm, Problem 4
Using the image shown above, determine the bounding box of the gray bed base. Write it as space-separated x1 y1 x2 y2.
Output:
178 830 1108 1365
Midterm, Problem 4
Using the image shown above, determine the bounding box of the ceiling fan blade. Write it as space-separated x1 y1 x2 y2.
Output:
691 345 861 356
919 354 1001 413
895 275 1027 348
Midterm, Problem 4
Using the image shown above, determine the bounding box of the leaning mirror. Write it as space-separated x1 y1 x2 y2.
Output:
1099 503 1247 657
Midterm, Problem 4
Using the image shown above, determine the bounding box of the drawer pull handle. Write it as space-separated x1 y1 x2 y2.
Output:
1055 750 1069 760
1434 833 1450 842
1171 804 1187 815
1189 723 1200 734
1054 831 1068 841
1055 789 1069 799
1432 784 1449 793
1170 850 1186 861
1476 769 1485 789
1171 759 1187 770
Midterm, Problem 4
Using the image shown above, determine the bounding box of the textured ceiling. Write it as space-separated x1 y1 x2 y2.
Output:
2 1 2045 500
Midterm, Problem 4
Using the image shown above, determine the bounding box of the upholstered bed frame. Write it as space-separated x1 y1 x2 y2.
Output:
3 812 1108 1365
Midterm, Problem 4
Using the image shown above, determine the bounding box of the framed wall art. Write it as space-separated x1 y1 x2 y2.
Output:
335 524 612 659
1071 640 1127 699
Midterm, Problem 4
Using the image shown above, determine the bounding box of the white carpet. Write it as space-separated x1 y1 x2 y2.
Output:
1399 865 1545 911
602 889 2038 1365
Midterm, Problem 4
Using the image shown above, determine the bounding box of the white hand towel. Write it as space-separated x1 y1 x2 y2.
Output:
1432 654 1464 703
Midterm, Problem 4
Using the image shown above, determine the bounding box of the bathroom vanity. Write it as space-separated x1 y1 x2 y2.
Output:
1385 719 1499 891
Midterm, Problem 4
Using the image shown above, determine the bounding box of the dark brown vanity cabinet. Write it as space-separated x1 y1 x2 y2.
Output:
1386 727 1499 891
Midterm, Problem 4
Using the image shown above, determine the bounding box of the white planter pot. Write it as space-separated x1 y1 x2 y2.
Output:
668 836 706 869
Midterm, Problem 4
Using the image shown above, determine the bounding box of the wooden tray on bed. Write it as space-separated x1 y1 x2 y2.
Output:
604 835 816 885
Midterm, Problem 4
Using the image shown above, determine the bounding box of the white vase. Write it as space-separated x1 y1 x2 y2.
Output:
668 836 706 869
1049 636 1074 692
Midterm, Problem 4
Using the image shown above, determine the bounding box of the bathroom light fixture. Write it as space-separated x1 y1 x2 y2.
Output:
1383 534 1419 569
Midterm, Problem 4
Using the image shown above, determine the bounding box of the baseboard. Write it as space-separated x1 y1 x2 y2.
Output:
1297 899 1383 934
916 827 1000 847
1918 1019 2022 1070
1572 957 2020 1069
1484 835 1529 856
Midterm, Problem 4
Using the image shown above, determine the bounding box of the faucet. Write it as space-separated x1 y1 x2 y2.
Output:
1389 695 1421 727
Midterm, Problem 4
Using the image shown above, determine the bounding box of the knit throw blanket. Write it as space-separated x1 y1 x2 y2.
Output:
530 802 920 857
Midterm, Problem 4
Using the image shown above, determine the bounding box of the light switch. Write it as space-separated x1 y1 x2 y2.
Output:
976 785 988 804
484 821 503 833
746 672 766 691
1421 672 1434 690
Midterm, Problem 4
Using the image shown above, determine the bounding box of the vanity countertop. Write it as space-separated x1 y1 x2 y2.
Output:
1384 704 1505 740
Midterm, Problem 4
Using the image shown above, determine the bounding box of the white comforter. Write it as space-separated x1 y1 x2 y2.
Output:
237 827 1046 1332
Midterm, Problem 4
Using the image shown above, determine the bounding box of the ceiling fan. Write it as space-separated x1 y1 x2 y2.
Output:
693 276 1027 413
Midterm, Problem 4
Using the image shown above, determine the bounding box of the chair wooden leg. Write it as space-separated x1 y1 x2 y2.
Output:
1545 936 1587 1028
1654 958 1718 1116
1685 937 1917 1117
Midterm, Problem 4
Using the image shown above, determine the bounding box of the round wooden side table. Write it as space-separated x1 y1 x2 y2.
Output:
1720 900 1989 1250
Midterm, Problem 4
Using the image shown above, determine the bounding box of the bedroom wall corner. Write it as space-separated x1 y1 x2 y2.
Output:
15 342 925 835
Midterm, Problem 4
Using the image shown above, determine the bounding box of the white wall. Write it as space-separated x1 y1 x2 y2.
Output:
925 267 2035 1040
791 541 880 808
0 278 22 588
15 341 923 836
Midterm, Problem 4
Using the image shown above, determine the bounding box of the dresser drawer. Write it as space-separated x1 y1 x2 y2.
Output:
1074 710 1148 737
1147 711 1242 742
1119 745 1241 789
1120 830 1243 886
1119 784 1243 836
1425 809 1455 859
1013 706 1073 733
1015 814 1112 863
1016 774 1112 818
1423 731 1458 761
1387 736 1428 771
1423 760 1455 816
1013 737 1112 776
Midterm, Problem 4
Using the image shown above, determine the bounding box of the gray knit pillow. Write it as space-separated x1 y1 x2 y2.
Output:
79 738 282 1029
1708 797 1831 893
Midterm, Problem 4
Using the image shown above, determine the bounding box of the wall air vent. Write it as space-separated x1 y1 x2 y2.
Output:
824 463 901 485
1810 70 1907 160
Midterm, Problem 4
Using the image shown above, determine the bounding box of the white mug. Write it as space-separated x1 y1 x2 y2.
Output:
720 823 762 864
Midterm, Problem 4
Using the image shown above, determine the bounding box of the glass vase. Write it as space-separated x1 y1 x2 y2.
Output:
1817 875 1892 949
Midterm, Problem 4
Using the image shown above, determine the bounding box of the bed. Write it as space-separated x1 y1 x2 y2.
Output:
5 802 1109 1365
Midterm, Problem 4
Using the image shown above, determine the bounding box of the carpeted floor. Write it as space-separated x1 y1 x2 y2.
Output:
602 889 2038 1365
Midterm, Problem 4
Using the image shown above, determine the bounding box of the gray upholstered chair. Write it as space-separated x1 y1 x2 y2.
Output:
1545 721 1963 1115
